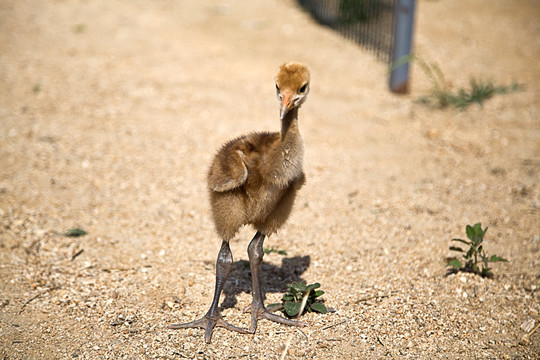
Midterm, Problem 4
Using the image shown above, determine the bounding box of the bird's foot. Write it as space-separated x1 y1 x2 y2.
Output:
167 312 249 344
249 302 306 333
243 302 283 313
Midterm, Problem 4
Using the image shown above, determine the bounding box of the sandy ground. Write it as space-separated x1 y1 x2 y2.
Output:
1 0 539 359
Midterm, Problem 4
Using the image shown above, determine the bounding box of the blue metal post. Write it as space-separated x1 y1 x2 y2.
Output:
390 0 416 93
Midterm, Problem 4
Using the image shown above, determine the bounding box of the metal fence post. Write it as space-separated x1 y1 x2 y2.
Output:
389 0 416 93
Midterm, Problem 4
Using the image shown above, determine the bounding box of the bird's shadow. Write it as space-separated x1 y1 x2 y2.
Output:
221 255 311 310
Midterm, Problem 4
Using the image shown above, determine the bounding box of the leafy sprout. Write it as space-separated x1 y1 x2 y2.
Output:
270 282 327 318
447 223 507 278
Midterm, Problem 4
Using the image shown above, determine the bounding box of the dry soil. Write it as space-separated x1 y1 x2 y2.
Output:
1 0 539 359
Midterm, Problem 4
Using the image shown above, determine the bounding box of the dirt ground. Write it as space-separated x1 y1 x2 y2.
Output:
1 0 539 359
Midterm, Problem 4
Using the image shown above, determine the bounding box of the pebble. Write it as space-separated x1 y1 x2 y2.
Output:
521 318 535 333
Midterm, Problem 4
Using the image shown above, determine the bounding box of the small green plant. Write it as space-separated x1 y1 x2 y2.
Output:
447 223 507 278
263 247 287 255
65 228 87 237
272 282 327 318
446 78 521 109
391 55 521 110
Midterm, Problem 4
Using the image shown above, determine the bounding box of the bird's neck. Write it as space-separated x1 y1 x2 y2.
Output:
281 107 300 141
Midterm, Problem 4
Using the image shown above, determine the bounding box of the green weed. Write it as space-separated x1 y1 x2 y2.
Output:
263 247 287 256
271 282 327 318
447 223 507 278
391 55 522 109
446 78 521 109
64 228 88 237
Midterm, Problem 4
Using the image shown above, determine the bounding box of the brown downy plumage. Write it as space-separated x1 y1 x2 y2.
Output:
168 62 311 343
208 61 309 240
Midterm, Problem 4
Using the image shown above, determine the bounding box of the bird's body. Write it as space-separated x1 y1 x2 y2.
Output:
168 62 310 343
208 127 305 240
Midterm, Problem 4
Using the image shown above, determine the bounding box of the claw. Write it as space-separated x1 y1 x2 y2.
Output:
167 313 249 343
249 304 306 333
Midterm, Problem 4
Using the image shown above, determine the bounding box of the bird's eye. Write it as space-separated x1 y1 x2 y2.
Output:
275 84 282 99
299 83 308 94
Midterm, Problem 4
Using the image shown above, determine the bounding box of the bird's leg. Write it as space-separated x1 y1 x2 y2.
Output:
247 231 306 333
167 240 249 343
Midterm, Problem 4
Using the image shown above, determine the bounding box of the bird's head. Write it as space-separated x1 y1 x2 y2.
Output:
275 62 310 120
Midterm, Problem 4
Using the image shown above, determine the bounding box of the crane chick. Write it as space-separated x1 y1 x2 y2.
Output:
168 62 310 343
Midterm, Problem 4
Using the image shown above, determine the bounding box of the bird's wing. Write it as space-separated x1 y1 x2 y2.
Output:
208 149 248 192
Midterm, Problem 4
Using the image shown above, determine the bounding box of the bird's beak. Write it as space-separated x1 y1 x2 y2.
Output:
280 92 293 120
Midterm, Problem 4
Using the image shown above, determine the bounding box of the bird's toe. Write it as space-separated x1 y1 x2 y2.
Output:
168 313 249 343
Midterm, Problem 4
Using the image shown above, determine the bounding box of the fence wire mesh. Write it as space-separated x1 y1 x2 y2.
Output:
298 0 397 63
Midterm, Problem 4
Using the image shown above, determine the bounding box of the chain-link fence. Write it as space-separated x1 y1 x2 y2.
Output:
298 0 397 63
298 0 416 93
